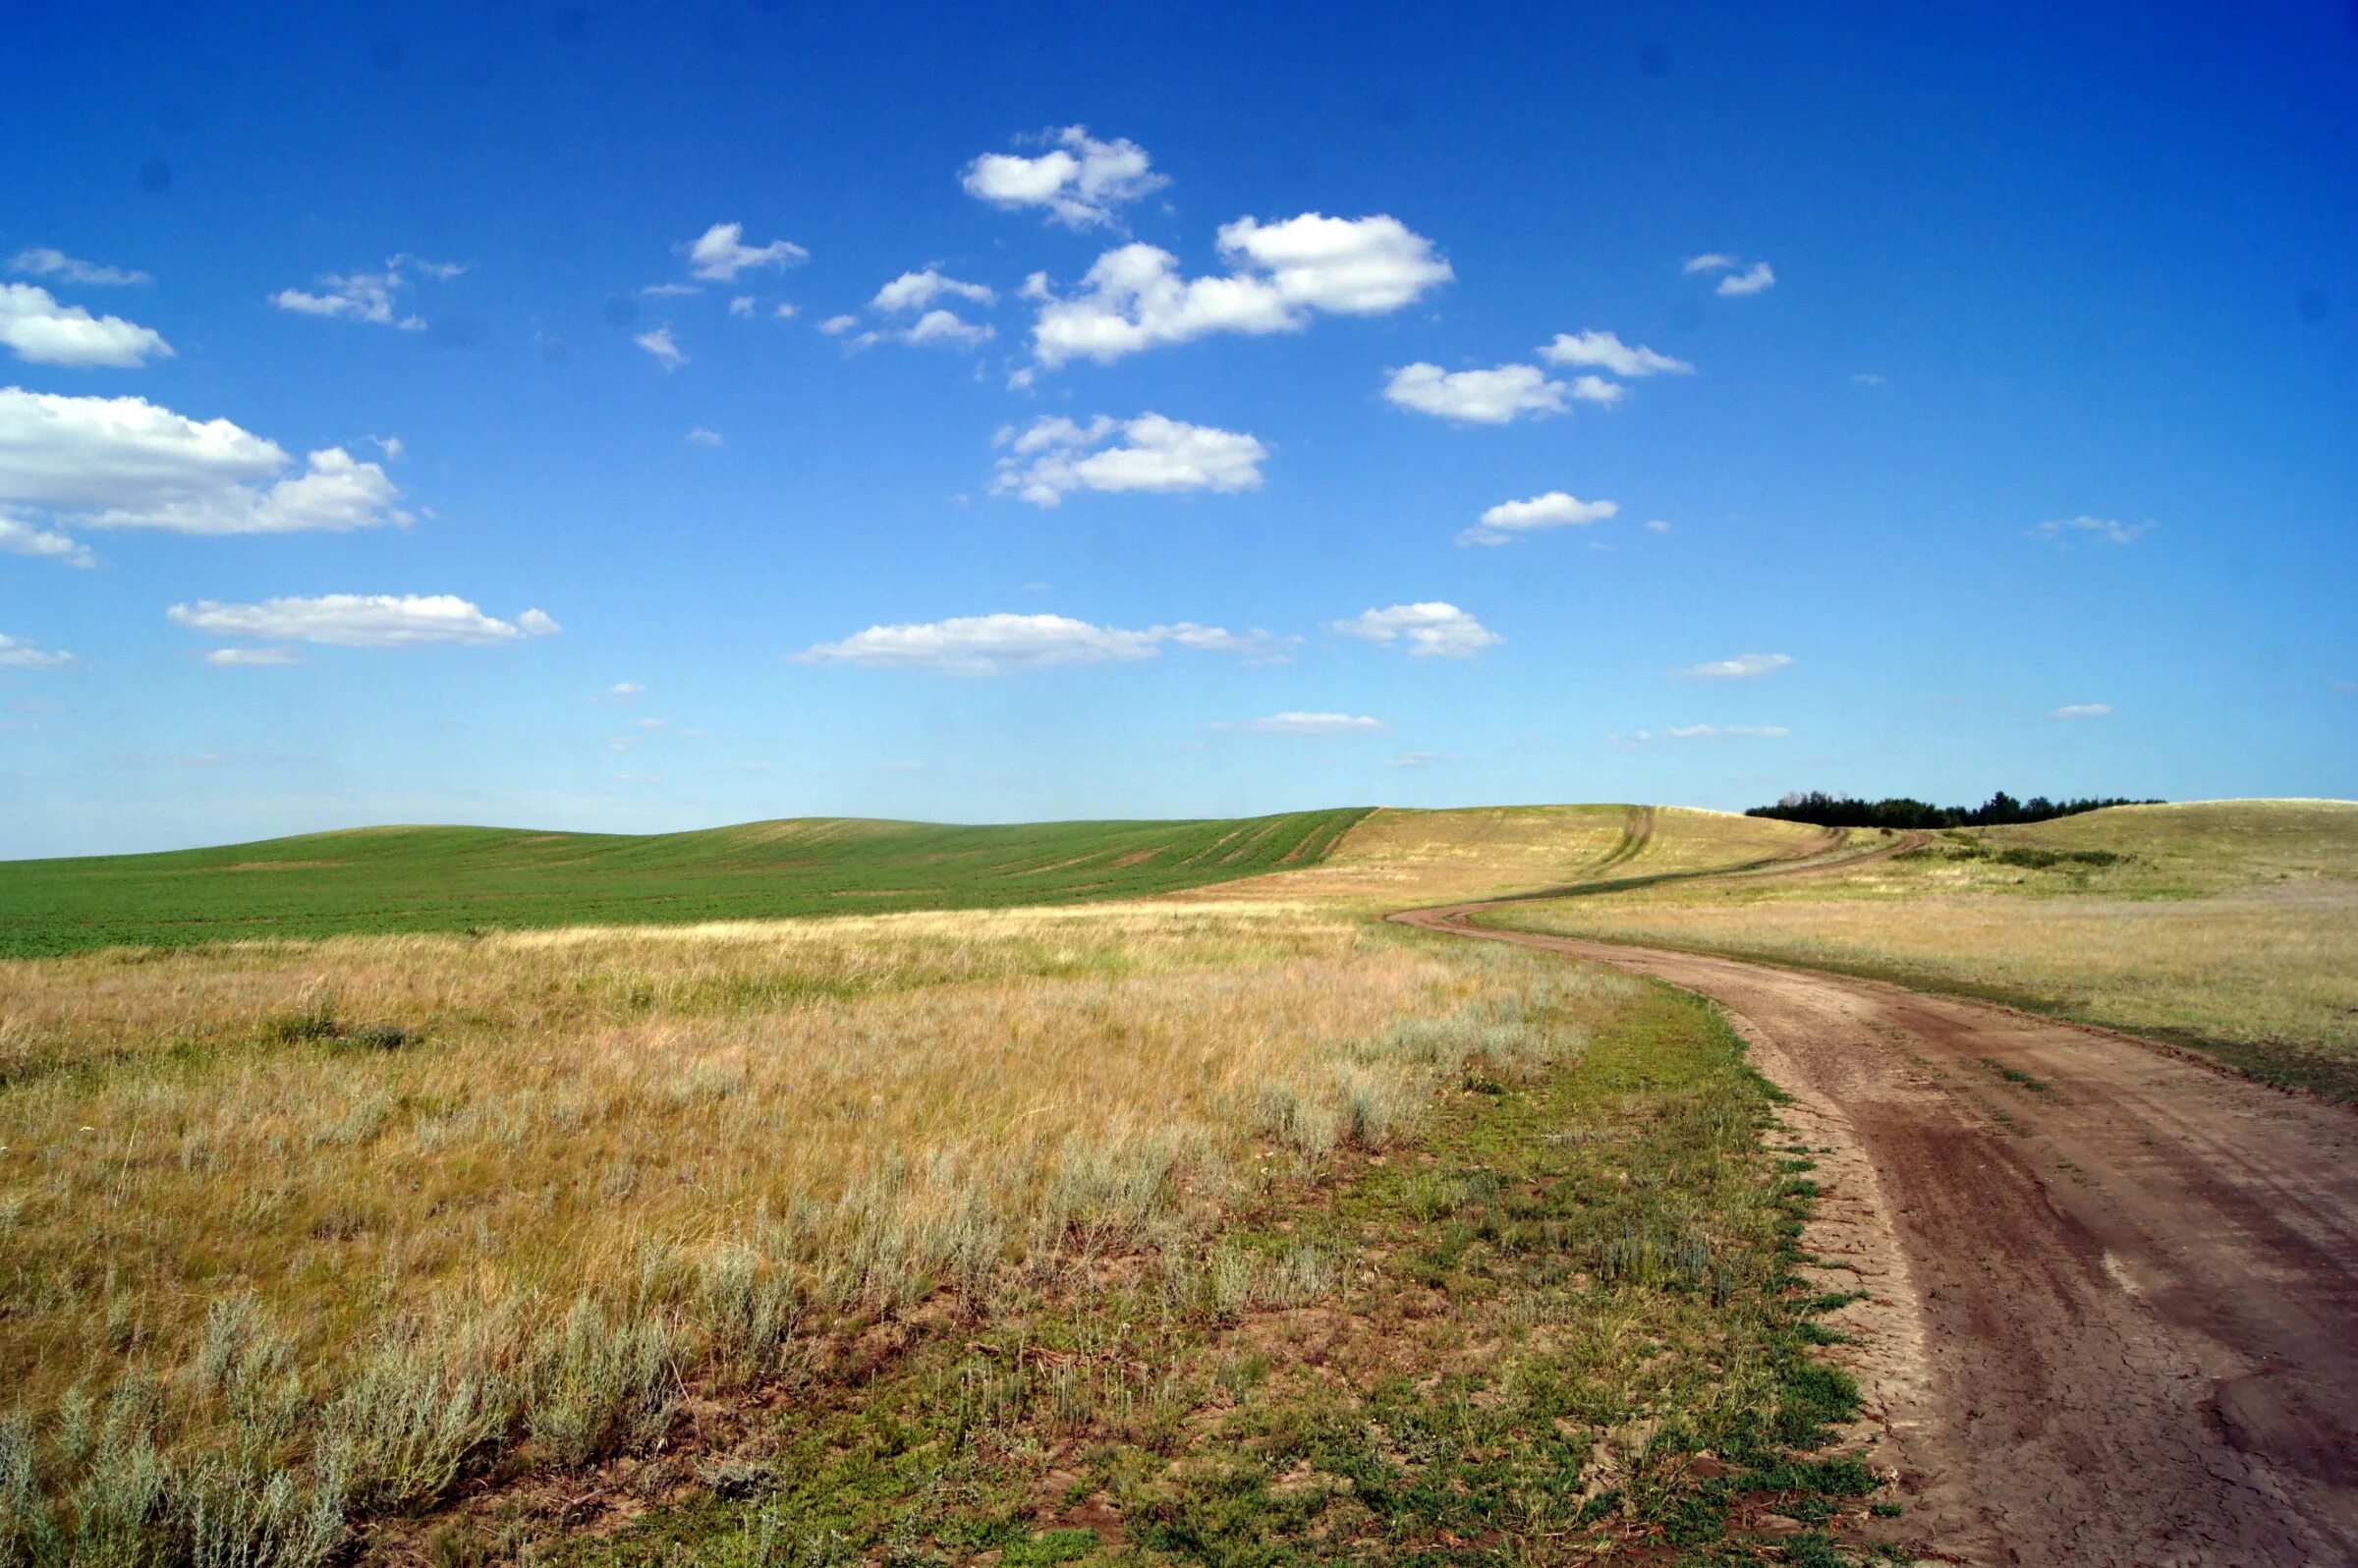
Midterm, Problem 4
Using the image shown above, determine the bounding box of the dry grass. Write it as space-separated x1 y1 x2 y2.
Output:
1495 801 2358 1092
1188 804 1832 909
0 901 1590 1561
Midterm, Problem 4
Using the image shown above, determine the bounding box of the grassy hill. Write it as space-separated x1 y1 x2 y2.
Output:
1489 799 2358 1099
0 809 1369 957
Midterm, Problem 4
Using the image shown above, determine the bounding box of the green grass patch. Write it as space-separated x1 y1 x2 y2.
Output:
496 972 1899 1565
0 810 1369 958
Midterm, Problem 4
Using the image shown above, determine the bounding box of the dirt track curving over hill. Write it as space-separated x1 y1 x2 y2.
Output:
1396 869 2358 1564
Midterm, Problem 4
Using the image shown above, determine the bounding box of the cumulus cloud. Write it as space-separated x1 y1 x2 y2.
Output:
271 254 460 329
0 389 407 535
728 296 755 317
1568 374 1625 405
167 594 561 647
1208 711 1387 736
1684 253 1775 296
597 682 645 701
2049 702 2113 719
635 325 686 370
2027 515 2155 545
900 308 992 348
817 314 860 336
682 222 808 282
1031 214 1450 367
1538 330 1693 377
0 283 173 367
1327 602 1501 658
685 426 723 447
0 515 97 567
1677 652 1794 680
0 631 74 669
1717 262 1775 297
9 248 151 287
1382 363 1565 423
1459 490 1618 546
797 612 1283 676
872 268 997 312
961 126 1166 228
991 414 1267 506
203 647 306 667
1644 519 1672 533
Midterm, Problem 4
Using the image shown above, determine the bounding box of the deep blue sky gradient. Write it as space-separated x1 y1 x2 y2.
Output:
2 2 2352 855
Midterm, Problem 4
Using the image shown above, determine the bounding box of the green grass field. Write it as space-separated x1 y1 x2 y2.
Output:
0 809 1369 958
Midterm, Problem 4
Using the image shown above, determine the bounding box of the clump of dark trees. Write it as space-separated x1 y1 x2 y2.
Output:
1746 791 2162 830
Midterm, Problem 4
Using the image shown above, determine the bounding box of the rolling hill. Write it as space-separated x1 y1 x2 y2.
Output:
0 809 1369 957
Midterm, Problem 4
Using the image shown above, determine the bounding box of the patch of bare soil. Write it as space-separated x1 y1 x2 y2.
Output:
1401 904 2358 1563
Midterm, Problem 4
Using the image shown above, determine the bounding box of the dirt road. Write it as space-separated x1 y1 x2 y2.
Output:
1394 895 2358 1564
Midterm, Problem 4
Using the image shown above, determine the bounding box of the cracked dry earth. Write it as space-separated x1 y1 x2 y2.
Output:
1397 908 2358 1566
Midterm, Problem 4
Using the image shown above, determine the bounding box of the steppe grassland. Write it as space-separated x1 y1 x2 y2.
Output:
1492 801 2358 1097
1192 804 1835 909
0 898 1604 1550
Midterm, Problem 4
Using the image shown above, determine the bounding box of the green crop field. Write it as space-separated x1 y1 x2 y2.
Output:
0 808 1370 958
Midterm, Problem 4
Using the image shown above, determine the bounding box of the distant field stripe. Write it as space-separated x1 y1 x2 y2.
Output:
0 808 1375 958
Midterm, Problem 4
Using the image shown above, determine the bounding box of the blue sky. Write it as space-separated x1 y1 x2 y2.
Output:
2 2 2352 857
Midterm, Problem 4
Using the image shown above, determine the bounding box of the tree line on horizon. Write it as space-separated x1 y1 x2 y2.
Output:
1745 790 2162 830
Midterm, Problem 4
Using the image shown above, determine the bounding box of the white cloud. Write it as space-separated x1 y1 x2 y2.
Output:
1390 750 1451 767
1717 262 1776 297
817 313 860 336
635 325 686 370
9 248 151 287
899 308 992 348
1683 253 1775 296
0 515 97 567
1644 519 1672 533
1853 372 1885 386
1382 363 1565 423
1677 652 1793 680
961 126 1166 228
270 254 459 329
1327 601 1502 658
0 389 407 535
728 296 755 317
2049 702 2113 719
686 426 723 447
1031 214 1449 367
203 647 306 667
682 223 808 282
1216 213 1454 314
0 631 73 669
598 682 644 701
1209 711 1386 736
0 283 173 367
991 414 1267 506
872 268 997 312
1568 374 1625 405
640 283 702 299
1459 490 1618 546
167 594 561 648
774 303 798 320
1538 330 1693 377
797 612 1281 676
2027 515 2155 545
